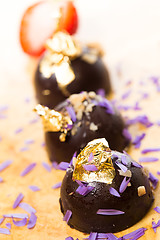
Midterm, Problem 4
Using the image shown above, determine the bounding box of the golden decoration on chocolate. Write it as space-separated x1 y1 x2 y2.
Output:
40 31 81 96
72 138 115 184
34 104 72 142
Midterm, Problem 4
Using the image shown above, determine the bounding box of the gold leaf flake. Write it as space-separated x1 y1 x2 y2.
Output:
72 138 116 184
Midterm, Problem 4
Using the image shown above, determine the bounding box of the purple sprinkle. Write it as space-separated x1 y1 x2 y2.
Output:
126 115 153 128
131 161 143 168
119 177 131 193
29 185 40 192
139 157 159 163
29 118 39 124
157 120 160 126
133 101 141 111
121 90 132 100
0 104 9 112
99 98 114 115
76 180 84 187
0 218 4 225
52 161 58 169
117 105 132 111
115 161 128 173
121 155 130 166
112 153 119 160
20 163 36 177
76 185 94 196
97 209 124 215
70 152 77 165
157 171 160 175
5 223 11 229
88 152 94 162
97 89 105 97
148 172 158 189
14 128 23 134
152 220 160 233
12 217 27 227
24 139 35 145
19 202 36 214
65 237 74 240
0 228 10 235
0 136 2 142
121 227 147 239
132 133 146 147
0 160 12 172
109 187 120 197
154 206 160 213
141 147 160 154
52 182 62 189
63 210 72 223
88 232 98 240
122 129 132 141
13 193 24 209
20 146 29 152
27 213 37 229
58 162 70 171
83 164 98 171
24 97 31 103
98 233 118 240
66 106 76 122
3 213 28 219
0 177 3 183
41 142 46 147
42 162 52 172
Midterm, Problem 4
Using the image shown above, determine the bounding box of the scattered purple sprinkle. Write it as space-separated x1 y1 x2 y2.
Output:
121 155 130 166
154 206 160 213
117 105 132 111
141 147 160 154
42 162 52 172
5 223 11 230
126 115 153 128
132 133 146 148
20 146 29 152
65 237 74 240
24 97 31 103
27 213 37 229
157 171 160 175
97 89 105 97
63 210 72 223
70 152 77 165
0 218 4 225
58 162 70 171
52 182 62 189
121 90 132 100
66 106 76 122
0 136 2 142
14 128 23 134
0 104 9 112
0 228 10 235
115 161 128 173
24 139 35 145
109 187 120 197
19 202 36 214
83 164 98 171
29 185 40 192
157 120 160 126
88 152 94 162
41 142 46 147
133 101 141 111
3 213 28 219
148 172 158 189
13 193 24 209
120 227 147 239
52 161 58 169
97 209 124 215
119 177 131 193
88 232 98 240
0 177 3 183
122 129 132 141
20 163 36 177
29 118 39 124
0 160 12 172
152 220 160 233
99 98 114 115
98 233 118 239
139 157 159 163
131 161 143 168
12 217 27 227
76 185 94 196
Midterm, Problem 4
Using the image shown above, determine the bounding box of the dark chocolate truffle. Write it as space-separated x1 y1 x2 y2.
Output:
35 92 130 163
34 31 111 109
59 138 154 233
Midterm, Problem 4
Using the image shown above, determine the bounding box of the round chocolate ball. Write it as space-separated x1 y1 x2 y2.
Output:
42 92 130 163
34 32 111 109
59 139 154 233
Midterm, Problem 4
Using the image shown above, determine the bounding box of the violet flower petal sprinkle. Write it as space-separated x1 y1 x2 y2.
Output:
3 213 28 219
0 160 12 172
157 171 160 175
0 177 3 183
42 162 52 172
97 209 124 215
14 128 23 134
148 172 158 189
121 155 130 166
119 177 131 193
52 182 62 189
76 185 94 196
66 106 76 122
0 218 4 225
27 213 37 229
97 88 105 97
139 157 159 163
99 99 114 115
88 152 94 162
5 223 11 230
115 161 128 173
152 220 160 233
63 210 72 223
12 218 27 227
58 162 70 171
24 139 35 145
20 146 29 152
83 164 98 171
109 187 121 197
19 202 36 214
121 227 147 239
13 193 24 209
0 228 10 235
98 233 118 240
29 185 40 192
132 133 146 145
52 161 58 169
131 161 143 168
65 237 74 240
154 206 160 213
88 232 98 240
70 152 77 165
141 147 160 154
41 142 46 147
0 104 9 112
122 129 132 141
121 90 131 100
29 118 39 124
20 163 36 177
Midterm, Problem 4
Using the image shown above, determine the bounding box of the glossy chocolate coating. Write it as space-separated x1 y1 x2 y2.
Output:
34 47 111 109
45 97 130 163
59 152 154 233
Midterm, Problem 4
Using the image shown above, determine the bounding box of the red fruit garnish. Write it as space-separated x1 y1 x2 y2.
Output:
20 1 78 57
58 1 78 35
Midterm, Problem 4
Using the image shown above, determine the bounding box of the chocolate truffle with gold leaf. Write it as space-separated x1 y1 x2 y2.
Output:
59 138 154 233
34 31 111 108
34 92 130 163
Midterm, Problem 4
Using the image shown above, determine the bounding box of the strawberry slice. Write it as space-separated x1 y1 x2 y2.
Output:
20 1 78 57
58 1 78 35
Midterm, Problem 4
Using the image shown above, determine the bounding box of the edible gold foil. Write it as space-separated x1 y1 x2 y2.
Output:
34 104 72 142
73 138 115 184
40 31 81 96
